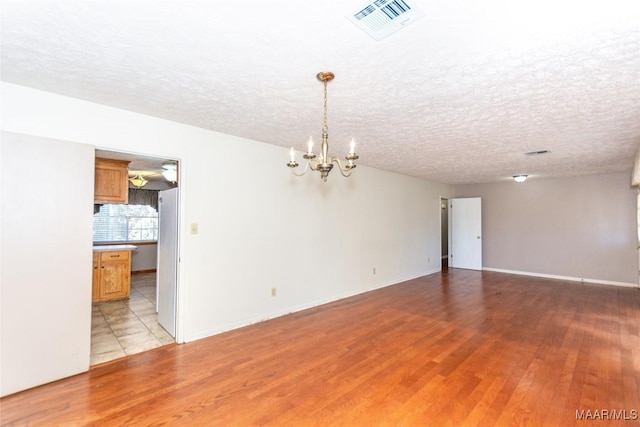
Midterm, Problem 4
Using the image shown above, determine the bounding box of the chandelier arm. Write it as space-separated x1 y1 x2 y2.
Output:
290 161 310 177
308 159 320 172
331 157 355 178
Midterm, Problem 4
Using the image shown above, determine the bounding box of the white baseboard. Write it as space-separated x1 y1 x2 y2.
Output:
483 267 639 288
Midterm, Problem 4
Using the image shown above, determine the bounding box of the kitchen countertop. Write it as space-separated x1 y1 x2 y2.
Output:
93 244 138 251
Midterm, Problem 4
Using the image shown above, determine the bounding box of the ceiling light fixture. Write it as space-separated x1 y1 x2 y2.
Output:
161 162 177 183
129 173 148 188
287 72 359 182
513 175 528 183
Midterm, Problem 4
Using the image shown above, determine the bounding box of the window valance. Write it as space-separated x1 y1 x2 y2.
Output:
128 188 159 210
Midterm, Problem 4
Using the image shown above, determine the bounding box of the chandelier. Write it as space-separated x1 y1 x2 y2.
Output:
287 72 359 182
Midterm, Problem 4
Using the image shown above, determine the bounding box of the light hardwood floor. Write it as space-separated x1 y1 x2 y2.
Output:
1 269 639 426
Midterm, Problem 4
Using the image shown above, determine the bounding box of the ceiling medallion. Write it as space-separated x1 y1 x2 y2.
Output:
287 72 359 182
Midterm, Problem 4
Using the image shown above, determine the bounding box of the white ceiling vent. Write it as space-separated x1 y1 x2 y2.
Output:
347 0 425 41
524 150 551 156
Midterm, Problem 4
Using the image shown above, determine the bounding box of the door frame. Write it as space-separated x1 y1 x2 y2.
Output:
93 148 182 344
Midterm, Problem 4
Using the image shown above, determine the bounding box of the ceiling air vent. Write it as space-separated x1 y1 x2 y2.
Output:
347 0 425 41
524 150 551 156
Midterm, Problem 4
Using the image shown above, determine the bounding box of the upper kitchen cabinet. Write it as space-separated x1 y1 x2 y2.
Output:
94 157 130 204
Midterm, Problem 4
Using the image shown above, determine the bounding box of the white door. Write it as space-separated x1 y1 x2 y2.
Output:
157 187 179 337
450 197 482 270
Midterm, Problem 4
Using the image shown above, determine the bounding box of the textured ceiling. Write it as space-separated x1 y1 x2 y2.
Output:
2 0 639 184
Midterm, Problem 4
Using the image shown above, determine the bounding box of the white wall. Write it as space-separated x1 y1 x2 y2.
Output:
455 173 638 286
1 82 452 393
1 133 94 396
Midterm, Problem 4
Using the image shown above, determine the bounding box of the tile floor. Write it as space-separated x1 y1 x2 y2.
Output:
91 272 174 365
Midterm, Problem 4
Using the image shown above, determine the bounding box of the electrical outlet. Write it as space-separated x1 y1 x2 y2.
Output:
271 287 277 297
190 223 199 234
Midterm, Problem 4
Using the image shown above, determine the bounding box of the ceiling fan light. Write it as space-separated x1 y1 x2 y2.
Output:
513 174 528 183
162 169 177 183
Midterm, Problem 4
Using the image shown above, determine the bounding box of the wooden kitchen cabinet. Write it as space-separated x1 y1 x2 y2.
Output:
94 157 130 204
92 250 131 303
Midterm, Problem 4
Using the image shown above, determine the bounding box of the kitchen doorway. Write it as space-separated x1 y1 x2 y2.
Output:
91 149 180 365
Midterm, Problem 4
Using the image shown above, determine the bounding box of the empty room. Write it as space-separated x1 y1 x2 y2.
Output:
1 0 639 425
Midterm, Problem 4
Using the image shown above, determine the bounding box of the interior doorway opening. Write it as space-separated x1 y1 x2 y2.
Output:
91 149 180 366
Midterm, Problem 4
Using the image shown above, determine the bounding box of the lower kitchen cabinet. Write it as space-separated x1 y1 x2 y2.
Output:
92 250 131 303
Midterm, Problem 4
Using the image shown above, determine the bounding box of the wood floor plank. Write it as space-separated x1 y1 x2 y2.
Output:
1 270 639 426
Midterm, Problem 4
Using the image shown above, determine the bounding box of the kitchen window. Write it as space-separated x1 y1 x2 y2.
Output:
93 204 158 243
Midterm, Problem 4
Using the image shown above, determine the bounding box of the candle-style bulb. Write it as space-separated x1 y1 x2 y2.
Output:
289 147 295 162
349 138 356 154
308 137 314 153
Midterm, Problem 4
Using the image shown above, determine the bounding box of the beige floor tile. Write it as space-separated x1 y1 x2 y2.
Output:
117 330 158 349
91 323 112 337
92 309 105 320
91 333 122 354
140 317 173 342
92 311 107 322
126 301 156 316
127 294 146 303
138 313 159 327
122 339 162 355
91 272 173 365
102 311 138 323
91 349 126 365
98 301 128 314
110 321 149 338
157 333 175 346
136 288 156 300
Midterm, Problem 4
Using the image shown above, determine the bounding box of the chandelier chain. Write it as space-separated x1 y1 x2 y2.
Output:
322 80 328 134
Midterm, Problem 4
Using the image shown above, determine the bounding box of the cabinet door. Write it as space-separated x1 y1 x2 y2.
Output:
99 260 131 300
94 158 130 204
